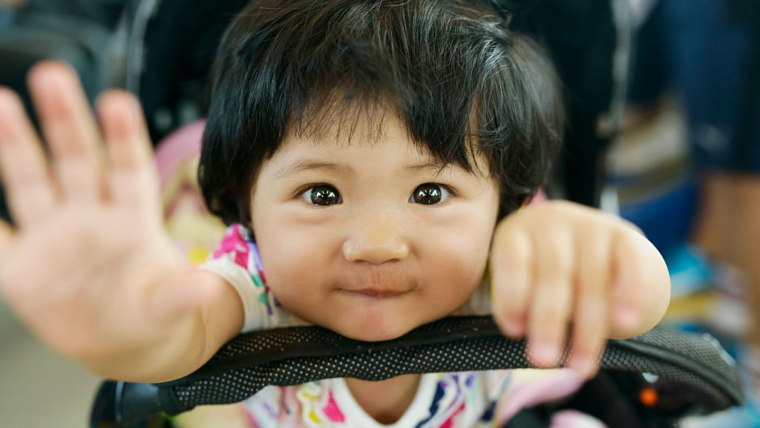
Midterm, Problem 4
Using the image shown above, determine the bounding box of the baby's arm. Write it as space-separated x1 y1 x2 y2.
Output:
80 270 244 383
0 62 244 384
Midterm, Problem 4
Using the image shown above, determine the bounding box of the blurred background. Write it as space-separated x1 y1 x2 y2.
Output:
1 0 760 426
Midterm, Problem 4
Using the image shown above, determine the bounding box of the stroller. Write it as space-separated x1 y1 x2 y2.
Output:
0 1 746 427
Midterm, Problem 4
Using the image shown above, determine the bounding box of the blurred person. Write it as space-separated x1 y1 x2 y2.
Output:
639 0 760 388
616 3 760 425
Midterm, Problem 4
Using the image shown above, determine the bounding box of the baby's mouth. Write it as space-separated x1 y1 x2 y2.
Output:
347 288 411 299
336 272 419 299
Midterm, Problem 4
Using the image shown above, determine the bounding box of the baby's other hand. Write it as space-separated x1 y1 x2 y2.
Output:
489 200 670 378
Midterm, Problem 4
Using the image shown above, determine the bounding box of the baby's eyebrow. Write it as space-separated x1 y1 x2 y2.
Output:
274 159 448 179
404 161 447 172
274 160 354 179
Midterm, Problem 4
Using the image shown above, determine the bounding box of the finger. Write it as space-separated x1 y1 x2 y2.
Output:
27 61 104 202
491 224 532 338
527 229 574 368
0 87 57 228
612 231 645 333
97 91 159 213
568 233 611 378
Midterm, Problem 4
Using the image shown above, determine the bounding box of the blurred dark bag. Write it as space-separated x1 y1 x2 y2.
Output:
0 0 127 104
0 0 130 222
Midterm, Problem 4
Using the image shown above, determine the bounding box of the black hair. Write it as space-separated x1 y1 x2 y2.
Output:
199 0 564 228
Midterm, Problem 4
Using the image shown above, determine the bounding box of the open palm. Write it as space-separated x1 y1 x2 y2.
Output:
0 62 217 362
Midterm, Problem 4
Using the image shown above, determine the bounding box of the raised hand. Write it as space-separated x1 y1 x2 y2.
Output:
0 62 222 378
489 200 671 379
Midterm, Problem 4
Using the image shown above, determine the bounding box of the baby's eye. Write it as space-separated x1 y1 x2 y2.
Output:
410 183 451 205
301 185 342 206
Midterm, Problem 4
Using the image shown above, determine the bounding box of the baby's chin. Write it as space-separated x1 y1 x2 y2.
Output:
297 308 437 342
274 287 474 342
327 320 419 342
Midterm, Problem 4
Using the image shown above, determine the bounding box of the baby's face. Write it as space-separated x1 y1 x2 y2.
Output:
250 112 500 341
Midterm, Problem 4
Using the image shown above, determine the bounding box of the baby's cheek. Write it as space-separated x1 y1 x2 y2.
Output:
258 230 326 280
426 258 485 311
438 240 490 280
439 247 488 310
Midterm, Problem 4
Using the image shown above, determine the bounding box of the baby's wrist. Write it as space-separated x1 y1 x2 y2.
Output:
81 312 206 383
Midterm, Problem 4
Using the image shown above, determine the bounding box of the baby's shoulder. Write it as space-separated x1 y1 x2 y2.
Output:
199 224 309 332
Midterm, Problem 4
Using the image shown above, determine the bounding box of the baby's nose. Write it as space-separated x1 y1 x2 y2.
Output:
342 216 410 264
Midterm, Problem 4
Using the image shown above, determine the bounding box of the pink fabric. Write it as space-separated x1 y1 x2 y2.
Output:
550 410 608 428
529 190 548 205
154 119 207 185
497 370 586 424
440 403 465 428
212 225 250 269
323 393 346 423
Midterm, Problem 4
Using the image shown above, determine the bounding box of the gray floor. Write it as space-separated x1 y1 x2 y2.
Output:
0 302 100 428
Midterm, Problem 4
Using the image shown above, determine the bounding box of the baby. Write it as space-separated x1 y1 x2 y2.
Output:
0 0 670 426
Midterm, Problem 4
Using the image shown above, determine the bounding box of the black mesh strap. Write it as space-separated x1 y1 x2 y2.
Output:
111 316 744 426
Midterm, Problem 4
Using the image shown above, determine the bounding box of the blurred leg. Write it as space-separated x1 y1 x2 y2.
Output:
661 0 753 263
727 176 760 346
663 0 760 347
689 172 734 262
